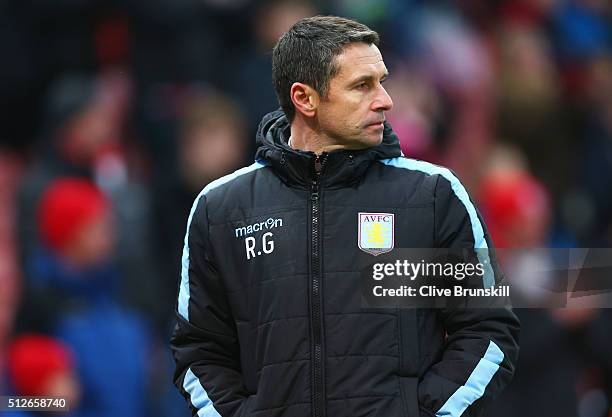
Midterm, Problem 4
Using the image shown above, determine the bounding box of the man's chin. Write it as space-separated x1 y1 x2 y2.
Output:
330 132 383 150
356 134 384 149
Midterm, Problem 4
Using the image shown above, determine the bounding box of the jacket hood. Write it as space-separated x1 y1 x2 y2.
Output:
254 109 402 187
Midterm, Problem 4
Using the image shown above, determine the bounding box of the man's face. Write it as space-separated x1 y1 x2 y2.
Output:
316 43 393 149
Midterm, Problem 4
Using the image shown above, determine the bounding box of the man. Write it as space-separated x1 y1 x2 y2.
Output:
171 16 519 417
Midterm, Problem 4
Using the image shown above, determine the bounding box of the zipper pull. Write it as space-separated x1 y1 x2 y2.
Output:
314 155 322 174
311 180 319 200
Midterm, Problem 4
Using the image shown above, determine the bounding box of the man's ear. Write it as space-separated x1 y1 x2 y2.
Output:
290 82 319 118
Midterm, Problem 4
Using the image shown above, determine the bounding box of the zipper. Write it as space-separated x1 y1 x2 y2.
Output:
310 153 327 417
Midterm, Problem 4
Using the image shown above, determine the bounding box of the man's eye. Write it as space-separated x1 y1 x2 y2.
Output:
356 83 368 90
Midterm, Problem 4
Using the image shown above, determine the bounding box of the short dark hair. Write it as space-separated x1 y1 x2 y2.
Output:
272 16 380 122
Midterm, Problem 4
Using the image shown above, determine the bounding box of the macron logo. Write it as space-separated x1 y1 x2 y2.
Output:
235 218 283 238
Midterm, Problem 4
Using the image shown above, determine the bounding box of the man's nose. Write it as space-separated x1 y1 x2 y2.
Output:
372 85 394 112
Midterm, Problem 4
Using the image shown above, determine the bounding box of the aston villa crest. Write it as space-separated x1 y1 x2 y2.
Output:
358 212 395 256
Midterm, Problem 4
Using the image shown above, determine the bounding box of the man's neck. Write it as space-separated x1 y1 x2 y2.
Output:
289 118 346 155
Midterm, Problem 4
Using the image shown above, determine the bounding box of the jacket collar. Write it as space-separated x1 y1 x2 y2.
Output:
254 109 402 188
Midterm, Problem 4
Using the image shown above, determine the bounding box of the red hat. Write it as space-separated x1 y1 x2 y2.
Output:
7 334 75 396
37 178 109 251
480 171 550 247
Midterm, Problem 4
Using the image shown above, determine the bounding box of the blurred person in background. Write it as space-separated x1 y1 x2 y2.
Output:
495 19 573 209
16 72 165 328
17 74 115 265
480 145 612 417
4 334 80 417
15 178 153 417
154 87 249 319
480 145 551 249
177 89 250 196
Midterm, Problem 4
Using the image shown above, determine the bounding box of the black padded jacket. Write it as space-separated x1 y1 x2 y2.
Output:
171 110 520 417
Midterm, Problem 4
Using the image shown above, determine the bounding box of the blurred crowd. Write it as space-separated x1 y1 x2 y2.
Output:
0 0 611 416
